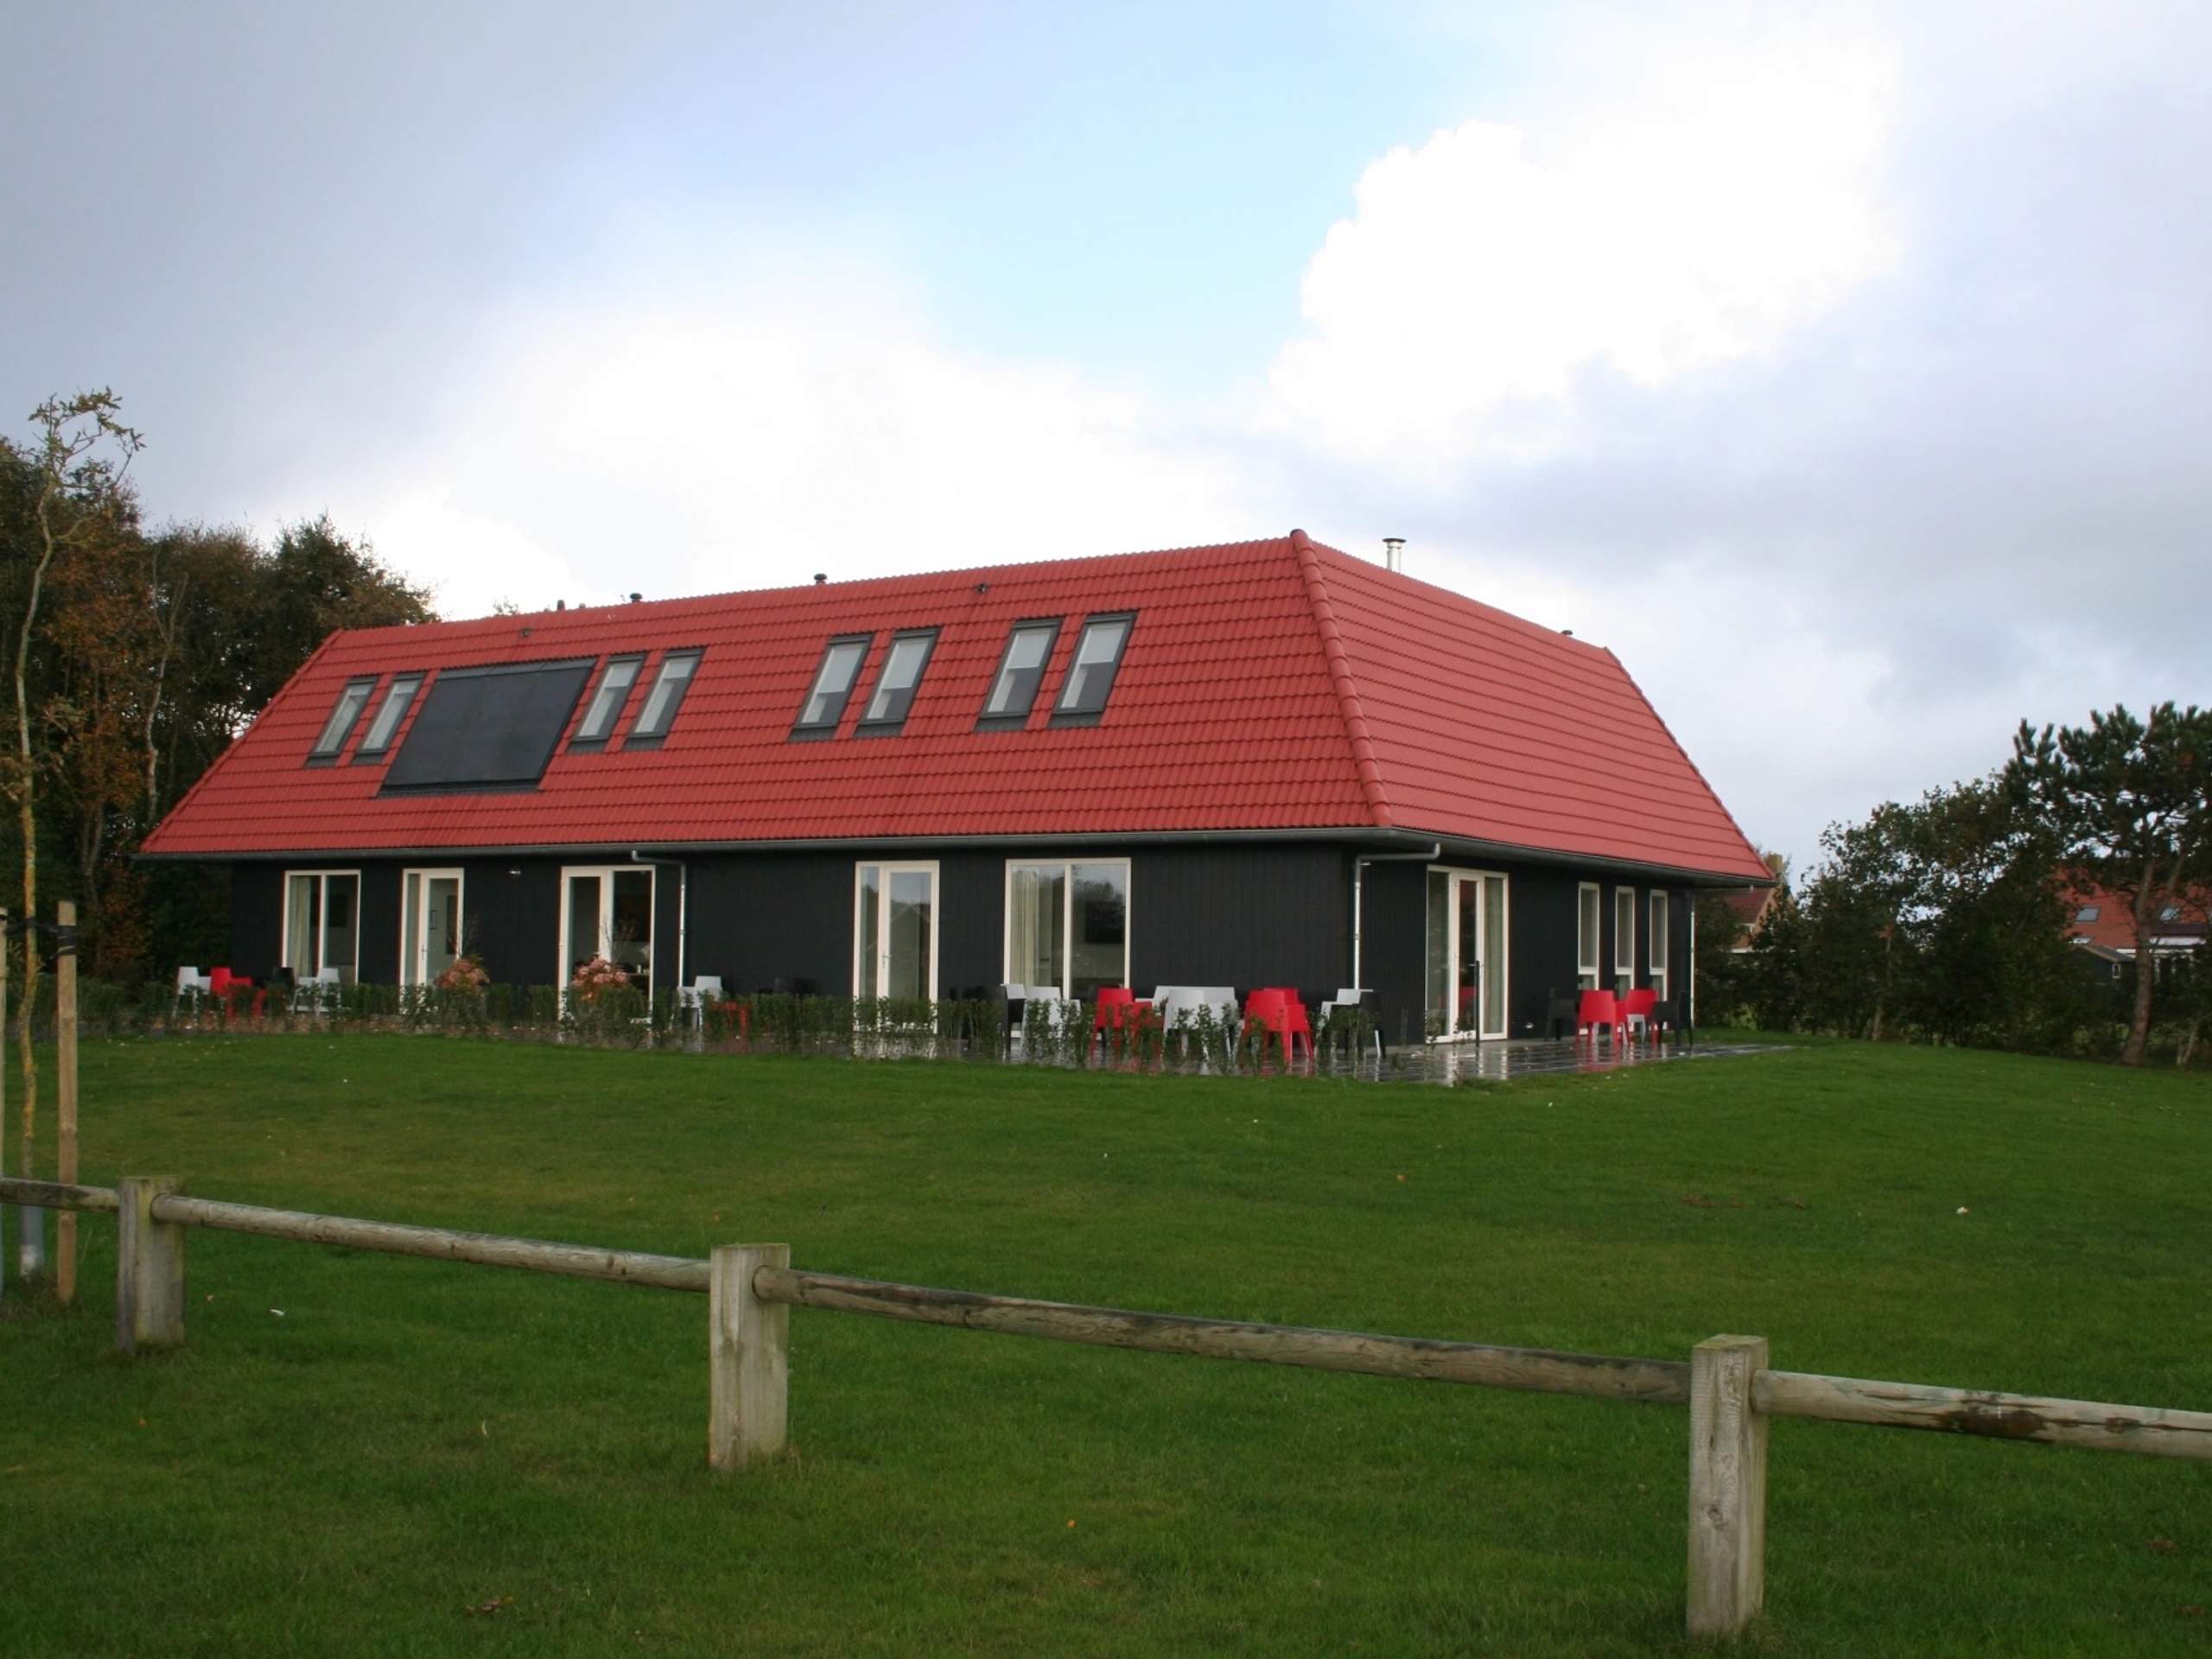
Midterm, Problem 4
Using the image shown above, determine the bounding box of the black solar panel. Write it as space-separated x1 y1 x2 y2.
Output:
381 658 594 792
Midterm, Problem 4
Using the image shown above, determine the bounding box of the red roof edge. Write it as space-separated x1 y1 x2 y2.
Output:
1291 528 1393 829
142 626 353 856
1599 645 1770 883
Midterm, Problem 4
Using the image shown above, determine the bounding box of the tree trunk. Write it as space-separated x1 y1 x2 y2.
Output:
14 480 60 1180
2121 863 2169 1066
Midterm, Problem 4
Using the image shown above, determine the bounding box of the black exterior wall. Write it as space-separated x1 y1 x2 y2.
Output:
216 839 1694 1039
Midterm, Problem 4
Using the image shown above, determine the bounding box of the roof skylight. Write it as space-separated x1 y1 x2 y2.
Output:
570 656 643 747
792 636 870 740
353 674 424 760
308 677 377 764
977 620 1059 729
1051 613 1134 726
857 629 938 734
626 650 701 747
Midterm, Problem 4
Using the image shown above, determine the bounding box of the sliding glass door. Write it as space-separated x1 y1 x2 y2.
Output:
400 869 464 988
1004 860 1128 998
1424 868 1509 1039
855 862 938 1001
558 867 656 996
283 870 360 984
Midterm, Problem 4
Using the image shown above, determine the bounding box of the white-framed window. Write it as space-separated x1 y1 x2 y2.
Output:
401 868 465 988
283 870 361 983
559 865 655 995
1424 867 1510 1039
1648 890 1669 1001
1004 859 1129 999
1614 887 1637 995
855 861 939 1001
1577 882 1602 991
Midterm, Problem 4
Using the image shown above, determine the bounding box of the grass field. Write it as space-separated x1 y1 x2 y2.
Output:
3 1034 2211 1656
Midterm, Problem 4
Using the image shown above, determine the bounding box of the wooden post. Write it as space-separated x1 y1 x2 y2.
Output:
55 900 77 1305
116 1175 186 1353
709 1243 789 1471
1688 1334 1768 1637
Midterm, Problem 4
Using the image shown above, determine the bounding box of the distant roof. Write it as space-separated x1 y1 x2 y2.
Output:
2062 883 2210 955
143 531 1771 881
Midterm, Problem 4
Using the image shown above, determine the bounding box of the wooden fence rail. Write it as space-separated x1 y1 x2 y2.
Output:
7 1171 2210 1640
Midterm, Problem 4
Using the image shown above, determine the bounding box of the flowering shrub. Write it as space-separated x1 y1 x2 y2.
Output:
435 955 490 991
569 956 632 1001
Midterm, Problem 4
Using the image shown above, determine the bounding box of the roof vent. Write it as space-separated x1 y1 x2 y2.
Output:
813 573 827 586
556 600 565 611
628 592 642 604
1382 537 1404 572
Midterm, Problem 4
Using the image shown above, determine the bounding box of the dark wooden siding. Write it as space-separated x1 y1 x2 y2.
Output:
218 842 1704 1025
229 864 285 982
1127 843 1351 1004
462 859 562 989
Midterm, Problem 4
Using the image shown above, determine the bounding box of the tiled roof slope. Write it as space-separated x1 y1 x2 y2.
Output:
143 532 1770 880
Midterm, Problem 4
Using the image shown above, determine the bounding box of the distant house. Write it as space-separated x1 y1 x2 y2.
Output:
140 531 1772 1042
2062 885 2209 980
1717 852 1790 951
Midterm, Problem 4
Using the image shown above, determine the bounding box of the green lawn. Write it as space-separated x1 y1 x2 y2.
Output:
3 1034 2210 1656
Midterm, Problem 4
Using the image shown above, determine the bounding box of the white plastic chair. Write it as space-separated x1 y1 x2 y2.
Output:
1318 987 1382 1058
680 975 725 1029
291 966 340 1014
1154 986 1239 1053
174 966 213 1014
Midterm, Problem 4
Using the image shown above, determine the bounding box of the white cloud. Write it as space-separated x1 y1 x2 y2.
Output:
1264 19 1902 470
327 276 1262 620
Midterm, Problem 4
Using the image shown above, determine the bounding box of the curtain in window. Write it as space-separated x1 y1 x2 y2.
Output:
1007 864 1065 992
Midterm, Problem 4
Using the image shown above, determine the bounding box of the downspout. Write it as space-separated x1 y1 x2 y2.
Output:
627 851 688 993
1686 888 1697 1051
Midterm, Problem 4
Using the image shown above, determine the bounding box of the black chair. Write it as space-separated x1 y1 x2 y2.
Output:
1545 988 1580 1040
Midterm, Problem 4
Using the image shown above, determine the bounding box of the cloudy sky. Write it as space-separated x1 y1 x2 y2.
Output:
5 1 2207 865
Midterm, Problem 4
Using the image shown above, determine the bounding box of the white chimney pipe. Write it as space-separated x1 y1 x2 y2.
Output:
1382 537 1404 572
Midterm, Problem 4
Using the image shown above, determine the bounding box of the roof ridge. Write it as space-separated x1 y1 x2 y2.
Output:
1290 530 1393 830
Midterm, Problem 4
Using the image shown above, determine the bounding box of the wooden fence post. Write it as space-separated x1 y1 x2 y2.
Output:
116 1176 186 1354
709 1243 789 1471
56 901 78 1305
1688 1334 1768 1638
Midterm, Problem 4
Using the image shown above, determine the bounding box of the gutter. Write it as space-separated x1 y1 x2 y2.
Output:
147 825 1770 890
1351 844 1441 990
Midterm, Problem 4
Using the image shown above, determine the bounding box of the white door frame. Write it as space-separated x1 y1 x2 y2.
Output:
557 864 657 992
400 868 465 988
1000 857 1133 999
283 868 362 982
1431 864 1510 1041
854 861 941 1001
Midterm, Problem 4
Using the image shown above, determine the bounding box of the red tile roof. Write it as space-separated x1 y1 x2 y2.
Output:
2061 885 2210 955
142 532 1771 881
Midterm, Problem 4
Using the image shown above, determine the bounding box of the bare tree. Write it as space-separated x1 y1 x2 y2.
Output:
8 391 139 1238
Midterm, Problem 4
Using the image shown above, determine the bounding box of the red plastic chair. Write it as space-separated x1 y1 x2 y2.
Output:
210 968 253 1021
1576 989 1620 1048
1091 987 1143 1050
1243 988 1313 1065
1620 988 1658 1042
